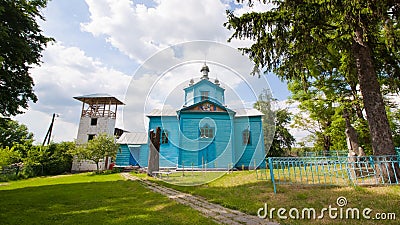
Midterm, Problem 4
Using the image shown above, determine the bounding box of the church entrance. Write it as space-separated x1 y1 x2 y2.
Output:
198 142 216 168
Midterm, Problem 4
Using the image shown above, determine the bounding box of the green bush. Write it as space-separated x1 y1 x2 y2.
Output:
0 142 76 181
111 167 123 173
0 163 23 181
42 142 74 175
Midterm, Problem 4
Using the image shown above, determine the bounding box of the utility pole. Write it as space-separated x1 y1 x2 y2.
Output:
42 113 57 146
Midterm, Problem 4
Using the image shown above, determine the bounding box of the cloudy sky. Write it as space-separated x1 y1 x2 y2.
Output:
13 0 298 144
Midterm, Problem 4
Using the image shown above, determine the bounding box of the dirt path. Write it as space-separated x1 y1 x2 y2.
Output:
121 173 278 225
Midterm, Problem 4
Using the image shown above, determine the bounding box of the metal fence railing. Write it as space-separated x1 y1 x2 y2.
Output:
258 155 400 194
297 150 349 157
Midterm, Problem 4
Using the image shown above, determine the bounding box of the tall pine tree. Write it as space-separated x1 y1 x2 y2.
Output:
226 0 400 157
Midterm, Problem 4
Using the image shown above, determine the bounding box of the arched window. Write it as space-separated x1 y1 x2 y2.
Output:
243 129 251 145
200 124 214 138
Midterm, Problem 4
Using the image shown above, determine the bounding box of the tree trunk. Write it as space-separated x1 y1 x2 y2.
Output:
105 156 109 170
343 109 362 177
96 162 99 173
352 27 394 156
343 109 360 153
352 26 399 182
147 127 161 176
323 135 331 152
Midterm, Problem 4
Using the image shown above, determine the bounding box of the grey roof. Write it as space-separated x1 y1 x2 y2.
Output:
117 132 148 144
146 107 263 117
146 108 178 117
234 108 264 117
75 93 114 98
74 93 124 105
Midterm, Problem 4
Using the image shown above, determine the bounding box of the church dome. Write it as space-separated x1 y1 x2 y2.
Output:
200 63 210 80
214 78 220 86
200 63 209 73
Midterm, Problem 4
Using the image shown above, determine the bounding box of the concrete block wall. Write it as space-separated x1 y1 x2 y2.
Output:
73 116 116 172
76 117 116 144
71 157 110 172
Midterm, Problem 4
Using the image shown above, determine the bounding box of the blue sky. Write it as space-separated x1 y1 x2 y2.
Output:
13 0 294 143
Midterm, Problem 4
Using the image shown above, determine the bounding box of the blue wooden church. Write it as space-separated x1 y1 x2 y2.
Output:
116 64 265 169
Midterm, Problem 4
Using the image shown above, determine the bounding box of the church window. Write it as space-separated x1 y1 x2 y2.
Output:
200 124 214 138
243 129 251 145
161 130 169 144
201 91 209 101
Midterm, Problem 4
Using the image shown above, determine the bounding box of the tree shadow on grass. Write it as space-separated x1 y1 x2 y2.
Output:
0 180 217 225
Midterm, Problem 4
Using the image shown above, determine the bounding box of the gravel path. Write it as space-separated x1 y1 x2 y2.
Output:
121 173 279 225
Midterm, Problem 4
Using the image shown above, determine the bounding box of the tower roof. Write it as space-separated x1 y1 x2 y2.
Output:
183 78 225 91
185 64 224 90
73 93 125 105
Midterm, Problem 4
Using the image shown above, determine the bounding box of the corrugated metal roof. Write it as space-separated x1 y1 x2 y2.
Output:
75 93 114 98
74 93 124 105
146 108 178 117
234 108 264 117
116 132 148 144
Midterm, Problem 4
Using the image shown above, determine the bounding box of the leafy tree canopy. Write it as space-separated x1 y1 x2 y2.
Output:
226 0 399 155
254 89 295 156
269 108 296 156
0 146 21 169
0 118 33 148
0 0 53 116
81 133 119 172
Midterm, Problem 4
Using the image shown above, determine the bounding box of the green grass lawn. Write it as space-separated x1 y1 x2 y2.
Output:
0 173 217 225
156 171 226 186
146 170 400 225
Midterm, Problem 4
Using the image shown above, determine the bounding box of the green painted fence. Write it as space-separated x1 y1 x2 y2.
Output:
257 154 400 194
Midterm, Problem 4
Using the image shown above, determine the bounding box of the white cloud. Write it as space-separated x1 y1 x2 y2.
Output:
82 0 230 62
387 93 400 107
13 43 132 142
12 0 292 144
275 100 312 145
14 109 78 144
232 0 275 16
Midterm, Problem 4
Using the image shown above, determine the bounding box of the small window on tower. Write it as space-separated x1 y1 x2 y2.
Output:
201 91 209 101
91 118 98 126
161 130 168 144
88 134 95 141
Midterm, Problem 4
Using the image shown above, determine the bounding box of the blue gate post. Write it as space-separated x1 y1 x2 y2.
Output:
268 158 277 194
